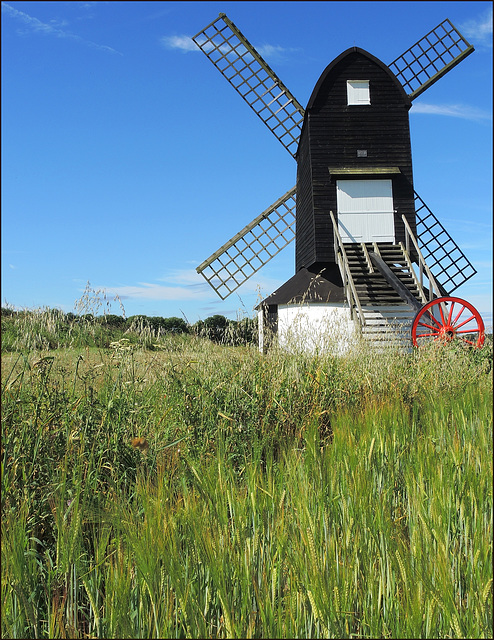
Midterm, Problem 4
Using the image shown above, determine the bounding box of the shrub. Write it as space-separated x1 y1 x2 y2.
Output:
97 314 126 328
148 316 189 334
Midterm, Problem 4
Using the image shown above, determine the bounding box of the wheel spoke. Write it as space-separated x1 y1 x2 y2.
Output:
418 321 440 332
451 304 466 325
438 303 447 326
447 302 455 325
418 319 438 328
424 311 441 328
453 314 475 330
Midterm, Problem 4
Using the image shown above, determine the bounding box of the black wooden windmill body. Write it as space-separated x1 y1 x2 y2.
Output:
194 13 485 350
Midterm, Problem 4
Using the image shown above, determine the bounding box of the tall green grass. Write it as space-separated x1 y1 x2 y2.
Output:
2 329 492 638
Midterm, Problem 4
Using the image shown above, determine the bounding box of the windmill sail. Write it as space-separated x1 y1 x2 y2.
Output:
193 13 305 157
196 187 296 299
414 192 477 293
389 19 474 100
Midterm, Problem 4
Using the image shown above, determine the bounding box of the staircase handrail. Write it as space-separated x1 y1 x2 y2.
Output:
330 211 365 326
398 242 428 304
401 214 443 301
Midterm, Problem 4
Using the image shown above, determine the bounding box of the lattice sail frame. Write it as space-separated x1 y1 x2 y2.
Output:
389 18 474 99
193 13 305 157
197 187 296 299
414 193 477 294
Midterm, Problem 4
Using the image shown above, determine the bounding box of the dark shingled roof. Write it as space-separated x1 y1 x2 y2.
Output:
257 264 345 307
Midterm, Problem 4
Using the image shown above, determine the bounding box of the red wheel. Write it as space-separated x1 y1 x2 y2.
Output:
412 297 485 348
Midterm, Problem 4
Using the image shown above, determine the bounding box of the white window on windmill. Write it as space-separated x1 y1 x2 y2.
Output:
347 80 370 105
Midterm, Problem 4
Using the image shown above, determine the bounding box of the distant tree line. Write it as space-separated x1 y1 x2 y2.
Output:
1 307 258 349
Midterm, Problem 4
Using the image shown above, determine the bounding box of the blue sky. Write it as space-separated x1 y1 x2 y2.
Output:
2 1 492 327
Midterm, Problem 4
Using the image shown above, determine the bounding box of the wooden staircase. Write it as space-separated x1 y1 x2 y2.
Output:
345 243 425 349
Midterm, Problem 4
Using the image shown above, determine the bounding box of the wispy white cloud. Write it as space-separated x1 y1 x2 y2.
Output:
97 282 210 302
255 43 300 62
1 2 122 55
410 102 492 123
166 267 285 300
96 266 284 303
157 268 206 287
97 269 210 302
160 35 197 52
460 7 493 47
160 33 299 62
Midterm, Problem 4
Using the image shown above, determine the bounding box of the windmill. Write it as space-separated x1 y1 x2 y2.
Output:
193 13 485 351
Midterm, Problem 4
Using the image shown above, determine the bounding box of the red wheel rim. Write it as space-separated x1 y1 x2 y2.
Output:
412 297 485 348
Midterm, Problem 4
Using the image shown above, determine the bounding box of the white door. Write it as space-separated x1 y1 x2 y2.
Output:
336 179 395 243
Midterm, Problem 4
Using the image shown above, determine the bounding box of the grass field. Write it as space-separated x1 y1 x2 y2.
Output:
1 310 492 638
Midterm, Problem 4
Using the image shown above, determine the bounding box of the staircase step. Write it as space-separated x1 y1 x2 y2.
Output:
342 243 424 349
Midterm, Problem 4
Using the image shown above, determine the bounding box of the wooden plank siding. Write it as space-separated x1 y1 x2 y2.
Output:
295 128 316 269
295 48 417 272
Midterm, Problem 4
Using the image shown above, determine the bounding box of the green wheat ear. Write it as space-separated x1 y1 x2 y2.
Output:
482 578 493 606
